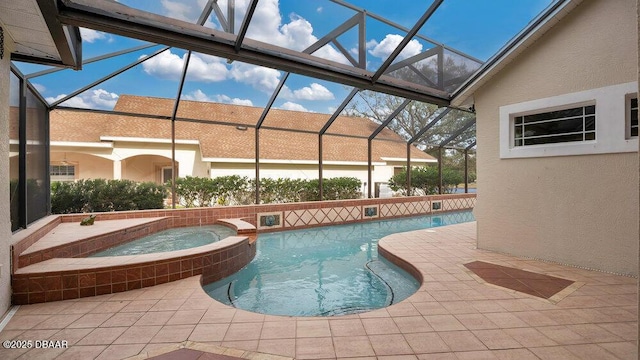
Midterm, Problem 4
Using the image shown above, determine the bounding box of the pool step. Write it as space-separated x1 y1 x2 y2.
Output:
216 218 257 244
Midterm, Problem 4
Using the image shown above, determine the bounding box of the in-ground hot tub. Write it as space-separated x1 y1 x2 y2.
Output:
89 225 236 257
12 217 257 304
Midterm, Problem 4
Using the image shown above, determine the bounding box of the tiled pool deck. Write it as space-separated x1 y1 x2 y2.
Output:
0 222 636 360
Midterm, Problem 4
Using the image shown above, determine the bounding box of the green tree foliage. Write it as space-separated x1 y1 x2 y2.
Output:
348 91 475 149
427 149 477 184
51 179 167 214
347 90 477 185
388 166 463 195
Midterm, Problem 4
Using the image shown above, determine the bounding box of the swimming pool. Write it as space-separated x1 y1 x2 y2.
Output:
203 210 475 316
90 225 236 257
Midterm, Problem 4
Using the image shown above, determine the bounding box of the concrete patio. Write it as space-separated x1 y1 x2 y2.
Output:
0 222 636 360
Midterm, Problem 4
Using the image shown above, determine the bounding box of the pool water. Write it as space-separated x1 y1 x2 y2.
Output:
203 210 475 316
89 225 236 257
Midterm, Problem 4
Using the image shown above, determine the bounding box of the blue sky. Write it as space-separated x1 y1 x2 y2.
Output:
17 0 553 114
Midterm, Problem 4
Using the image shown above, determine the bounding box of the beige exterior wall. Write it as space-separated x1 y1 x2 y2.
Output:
110 142 208 179
50 142 209 183
1 35 15 312
474 0 639 275
50 152 114 180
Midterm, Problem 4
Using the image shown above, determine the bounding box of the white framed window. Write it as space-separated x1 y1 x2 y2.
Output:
628 95 638 138
50 164 76 182
513 104 595 147
500 82 638 158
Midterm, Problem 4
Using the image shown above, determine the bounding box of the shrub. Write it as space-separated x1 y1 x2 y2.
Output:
389 166 464 195
51 179 167 214
171 176 362 207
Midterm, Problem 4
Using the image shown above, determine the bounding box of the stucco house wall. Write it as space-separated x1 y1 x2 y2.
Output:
473 0 639 275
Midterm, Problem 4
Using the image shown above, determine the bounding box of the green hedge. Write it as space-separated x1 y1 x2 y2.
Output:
388 166 463 195
172 176 362 207
51 179 167 214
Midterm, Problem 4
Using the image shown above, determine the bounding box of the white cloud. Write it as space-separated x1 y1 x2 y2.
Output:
182 89 212 102
280 101 309 112
161 0 218 28
140 50 283 92
46 89 119 110
161 0 193 21
149 0 351 93
187 53 229 82
80 28 111 43
281 83 334 101
215 0 350 65
219 95 254 106
141 50 228 82
32 83 46 93
317 6 323 13
183 89 253 106
229 63 282 92
367 34 423 60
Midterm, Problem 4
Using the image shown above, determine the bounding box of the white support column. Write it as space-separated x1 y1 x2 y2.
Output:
113 160 122 180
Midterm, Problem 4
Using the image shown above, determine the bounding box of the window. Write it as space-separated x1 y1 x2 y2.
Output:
162 166 173 184
50 165 76 182
500 82 637 159
513 104 595 147
630 97 638 137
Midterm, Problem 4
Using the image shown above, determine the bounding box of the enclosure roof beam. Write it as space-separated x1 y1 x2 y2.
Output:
329 0 482 64
234 0 258 52
49 46 170 108
370 0 443 83
408 107 451 145
319 88 360 135
55 0 450 105
304 13 362 57
255 73 289 129
368 99 412 141
384 46 441 75
212 0 229 32
439 117 476 147
172 0 215 121
465 140 477 150
26 43 158 79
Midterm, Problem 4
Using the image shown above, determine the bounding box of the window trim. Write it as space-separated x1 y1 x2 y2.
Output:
499 82 638 159
512 102 596 147
626 93 638 139
50 163 77 182
161 166 173 184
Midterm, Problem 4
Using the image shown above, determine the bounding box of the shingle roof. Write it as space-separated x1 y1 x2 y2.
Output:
50 95 435 163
